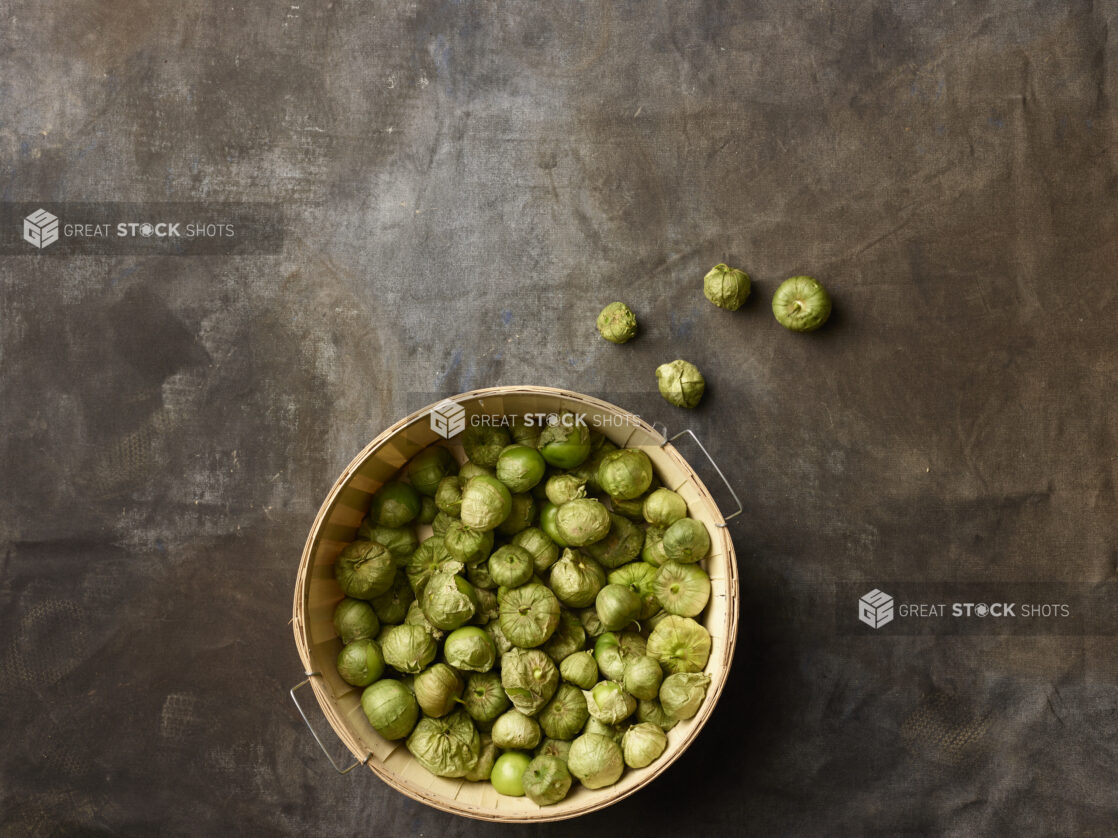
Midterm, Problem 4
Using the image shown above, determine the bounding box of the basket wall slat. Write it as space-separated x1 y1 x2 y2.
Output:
319 522 362 544
312 540 348 565
354 456 405 485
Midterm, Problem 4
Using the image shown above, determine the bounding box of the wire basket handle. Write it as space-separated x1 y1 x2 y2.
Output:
290 674 371 775
654 426 742 528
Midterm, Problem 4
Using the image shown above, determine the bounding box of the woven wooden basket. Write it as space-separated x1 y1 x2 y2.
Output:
291 386 739 822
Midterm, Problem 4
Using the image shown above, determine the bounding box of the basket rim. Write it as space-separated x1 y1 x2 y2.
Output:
292 385 740 822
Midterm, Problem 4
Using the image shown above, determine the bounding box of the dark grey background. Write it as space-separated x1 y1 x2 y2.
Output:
2 2 1116 835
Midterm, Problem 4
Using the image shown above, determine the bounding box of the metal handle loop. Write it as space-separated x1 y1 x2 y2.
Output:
290 674 371 775
659 428 742 527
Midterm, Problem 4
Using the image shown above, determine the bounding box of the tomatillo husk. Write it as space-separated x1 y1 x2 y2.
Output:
522 754 573 805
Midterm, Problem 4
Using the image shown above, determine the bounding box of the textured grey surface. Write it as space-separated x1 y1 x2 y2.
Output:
2 1 1117 836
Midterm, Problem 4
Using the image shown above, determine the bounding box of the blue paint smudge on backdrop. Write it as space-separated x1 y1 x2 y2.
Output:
670 311 695 338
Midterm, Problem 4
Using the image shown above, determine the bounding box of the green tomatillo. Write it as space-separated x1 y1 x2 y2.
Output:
655 360 705 409
772 275 832 332
538 414 592 469
596 301 638 344
703 263 751 311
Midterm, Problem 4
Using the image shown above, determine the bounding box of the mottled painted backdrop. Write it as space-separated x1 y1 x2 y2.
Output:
1 1 1116 836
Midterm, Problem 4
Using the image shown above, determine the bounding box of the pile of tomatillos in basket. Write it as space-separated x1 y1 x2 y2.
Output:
332 415 714 805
